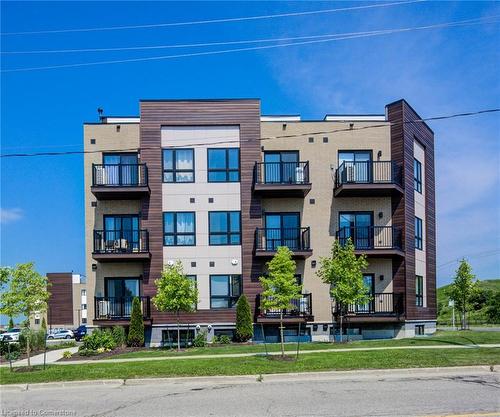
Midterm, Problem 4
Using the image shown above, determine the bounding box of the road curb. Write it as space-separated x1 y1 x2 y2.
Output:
2 365 496 391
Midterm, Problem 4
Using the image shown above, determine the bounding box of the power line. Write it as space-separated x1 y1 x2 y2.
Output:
437 250 500 270
1 108 498 158
3 16 498 73
1 0 423 36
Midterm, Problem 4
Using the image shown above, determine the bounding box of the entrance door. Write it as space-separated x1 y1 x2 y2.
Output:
264 151 299 183
339 212 373 249
265 213 300 250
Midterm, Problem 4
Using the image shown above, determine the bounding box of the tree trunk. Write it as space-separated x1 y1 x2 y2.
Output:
176 311 181 352
339 309 343 343
26 334 31 368
279 311 285 358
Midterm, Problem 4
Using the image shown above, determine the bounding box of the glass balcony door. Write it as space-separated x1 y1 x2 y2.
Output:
103 153 139 186
104 215 140 252
355 274 375 313
339 212 373 249
338 151 372 183
264 152 299 184
265 213 300 250
106 278 140 317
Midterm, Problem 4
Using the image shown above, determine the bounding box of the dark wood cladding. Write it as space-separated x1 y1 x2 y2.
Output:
47 273 73 325
387 100 436 321
139 100 262 324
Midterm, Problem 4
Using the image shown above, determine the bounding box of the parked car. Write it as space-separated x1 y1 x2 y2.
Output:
0 328 21 342
73 325 87 341
47 329 74 340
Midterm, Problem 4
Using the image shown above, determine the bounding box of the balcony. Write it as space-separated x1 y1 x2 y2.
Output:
334 293 404 322
92 229 151 262
336 226 404 257
255 227 312 258
94 296 151 321
334 161 403 197
253 161 311 197
256 293 313 323
91 164 149 200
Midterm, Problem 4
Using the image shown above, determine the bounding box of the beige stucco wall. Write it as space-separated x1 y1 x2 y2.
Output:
83 123 141 325
261 121 393 322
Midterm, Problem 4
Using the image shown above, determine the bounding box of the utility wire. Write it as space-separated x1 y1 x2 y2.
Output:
1 0 423 35
1 108 498 158
437 250 500 269
1 15 500 72
3 16 498 73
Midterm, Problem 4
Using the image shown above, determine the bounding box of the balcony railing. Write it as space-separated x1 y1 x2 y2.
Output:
334 293 404 316
254 161 310 185
255 227 311 252
336 226 402 251
335 161 402 187
92 164 148 187
94 296 151 319
93 230 149 254
257 293 312 319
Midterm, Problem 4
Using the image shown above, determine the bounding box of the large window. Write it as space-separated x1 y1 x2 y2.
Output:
209 211 241 245
338 212 373 249
263 151 299 183
162 149 194 183
210 275 242 308
415 216 423 250
207 148 240 182
103 215 140 251
414 158 422 193
163 212 196 246
416 275 424 307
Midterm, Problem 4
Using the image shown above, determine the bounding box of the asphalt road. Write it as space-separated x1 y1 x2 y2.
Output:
2 368 499 417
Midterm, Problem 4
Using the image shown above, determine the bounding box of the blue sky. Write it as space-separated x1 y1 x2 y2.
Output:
1 1 499 288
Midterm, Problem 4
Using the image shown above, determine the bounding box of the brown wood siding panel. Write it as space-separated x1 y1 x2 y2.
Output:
47 273 73 325
139 100 261 324
387 100 436 321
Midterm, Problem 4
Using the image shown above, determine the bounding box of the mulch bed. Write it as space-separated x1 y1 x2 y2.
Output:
57 346 147 362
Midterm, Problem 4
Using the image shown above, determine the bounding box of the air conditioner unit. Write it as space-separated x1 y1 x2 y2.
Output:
98 300 109 318
295 166 304 184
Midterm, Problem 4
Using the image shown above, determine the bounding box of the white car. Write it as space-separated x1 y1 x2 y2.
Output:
47 329 74 340
0 328 21 342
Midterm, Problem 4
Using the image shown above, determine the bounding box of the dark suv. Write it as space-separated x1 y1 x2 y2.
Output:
73 325 87 341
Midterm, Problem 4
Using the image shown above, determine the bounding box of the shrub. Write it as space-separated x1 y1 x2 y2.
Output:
78 349 98 357
62 350 73 359
19 329 46 353
5 350 20 361
41 317 47 331
81 329 116 351
111 326 127 348
193 330 207 347
235 295 253 342
46 341 76 351
0 341 20 357
127 297 145 347
213 335 231 344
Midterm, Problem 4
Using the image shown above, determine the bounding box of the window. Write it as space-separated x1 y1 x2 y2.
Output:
81 304 88 310
209 211 241 245
338 212 373 249
162 329 195 348
103 215 140 251
102 153 139 186
263 151 299 184
163 212 196 246
81 289 87 297
414 158 422 193
338 151 372 183
416 275 424 307
264 213 301 250
162 149 194 183
415 217 423 250
210 275 242 308
207 148 240 182
415 324 425 335
35 318 40 325
82 318 87 324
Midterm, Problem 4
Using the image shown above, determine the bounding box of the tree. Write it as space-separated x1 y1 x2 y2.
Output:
449 259 478 330
8 317 14 330
0 263 50 367
127 297 145 347
41 316 47 332
152 262 198 351
235 295 253 342
316 239 369 342
259 246 301 357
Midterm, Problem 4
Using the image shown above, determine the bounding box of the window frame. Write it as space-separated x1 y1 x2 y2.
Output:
163 212 196 246
415 275 424 307
209 275 242 309
208 211 241 246
415 216 423 250
414 158 422 193
162 148 195 183
207 148 240 183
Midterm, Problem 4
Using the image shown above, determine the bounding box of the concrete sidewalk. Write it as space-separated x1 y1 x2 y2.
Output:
6 346 79 367
8 343 499 367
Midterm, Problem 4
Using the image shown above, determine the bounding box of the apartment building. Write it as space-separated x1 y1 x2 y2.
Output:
83 99 436 345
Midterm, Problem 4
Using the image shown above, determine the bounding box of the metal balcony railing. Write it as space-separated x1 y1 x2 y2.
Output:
255 227 311 252
257 293 312 318
93 229 149 254
336 226 403 251
335 161 402 188
254 161 310 185
92 164 148 187
334 293 404 315
94 296 150 319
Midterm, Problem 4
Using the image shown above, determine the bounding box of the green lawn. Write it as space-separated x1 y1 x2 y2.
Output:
107 331 500 359
1 347 498 385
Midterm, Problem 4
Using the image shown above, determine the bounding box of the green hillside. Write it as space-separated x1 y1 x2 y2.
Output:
437 279 500 325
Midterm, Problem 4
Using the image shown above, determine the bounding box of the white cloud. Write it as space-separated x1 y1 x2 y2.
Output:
0 208 24 224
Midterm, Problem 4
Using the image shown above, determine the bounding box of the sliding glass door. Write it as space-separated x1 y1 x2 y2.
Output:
339 212 373 249
106 278 140 317
265 213 300 250
264 152 299 184
338 151 372 183
104 215 140 252
103 153 139 185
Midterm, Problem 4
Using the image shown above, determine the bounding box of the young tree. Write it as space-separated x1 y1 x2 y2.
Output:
8 317 14 330
316 239 369 342
0 263 50 367
235 295 253 342
259 246 301 357
449 259 478 330
41 316 47 332
152 262 198 351
127 297 145 347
